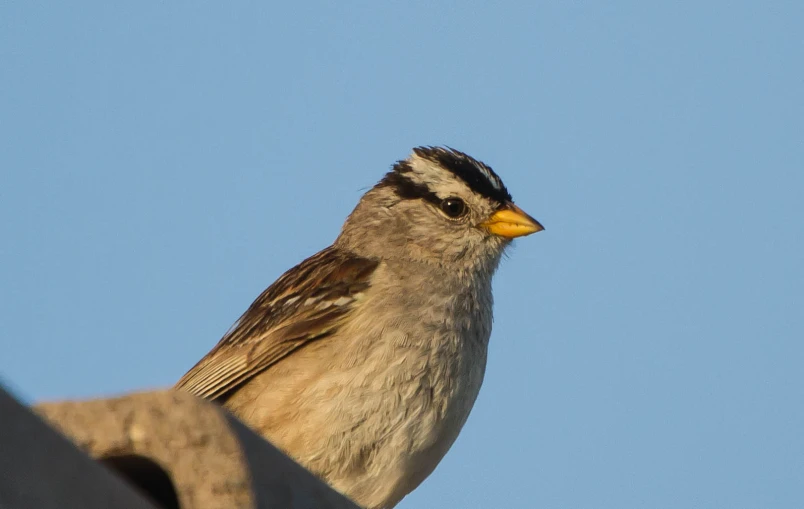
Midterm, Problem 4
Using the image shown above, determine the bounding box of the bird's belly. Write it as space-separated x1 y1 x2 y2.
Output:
329 340 488 508
225 331 488 509
373 385 482 507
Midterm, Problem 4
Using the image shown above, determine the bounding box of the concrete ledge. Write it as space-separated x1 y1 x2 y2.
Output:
0 386 158 509
25 388 359 509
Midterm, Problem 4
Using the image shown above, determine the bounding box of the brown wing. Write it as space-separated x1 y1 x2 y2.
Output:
175 246 379 401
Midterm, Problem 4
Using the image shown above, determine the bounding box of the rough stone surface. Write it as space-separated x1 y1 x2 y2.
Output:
29 388 360 509
0 386 158 509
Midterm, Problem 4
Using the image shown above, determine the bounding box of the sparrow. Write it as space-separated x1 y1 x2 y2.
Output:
176 147 543 508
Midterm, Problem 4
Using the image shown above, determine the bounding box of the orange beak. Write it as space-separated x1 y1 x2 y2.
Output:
481 203 544 238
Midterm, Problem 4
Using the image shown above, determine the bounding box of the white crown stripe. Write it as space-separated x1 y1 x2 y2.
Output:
405 146 512 203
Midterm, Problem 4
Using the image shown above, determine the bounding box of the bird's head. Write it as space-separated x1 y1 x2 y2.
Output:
337 146 543 274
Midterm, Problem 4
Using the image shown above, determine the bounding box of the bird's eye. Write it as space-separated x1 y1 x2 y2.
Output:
440 198 467 218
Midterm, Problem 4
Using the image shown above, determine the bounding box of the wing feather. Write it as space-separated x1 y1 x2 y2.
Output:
176 246 378 401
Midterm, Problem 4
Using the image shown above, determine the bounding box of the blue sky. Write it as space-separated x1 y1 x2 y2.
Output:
2 2 802 508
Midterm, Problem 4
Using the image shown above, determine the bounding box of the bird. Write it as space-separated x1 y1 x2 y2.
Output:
176 146 543 508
